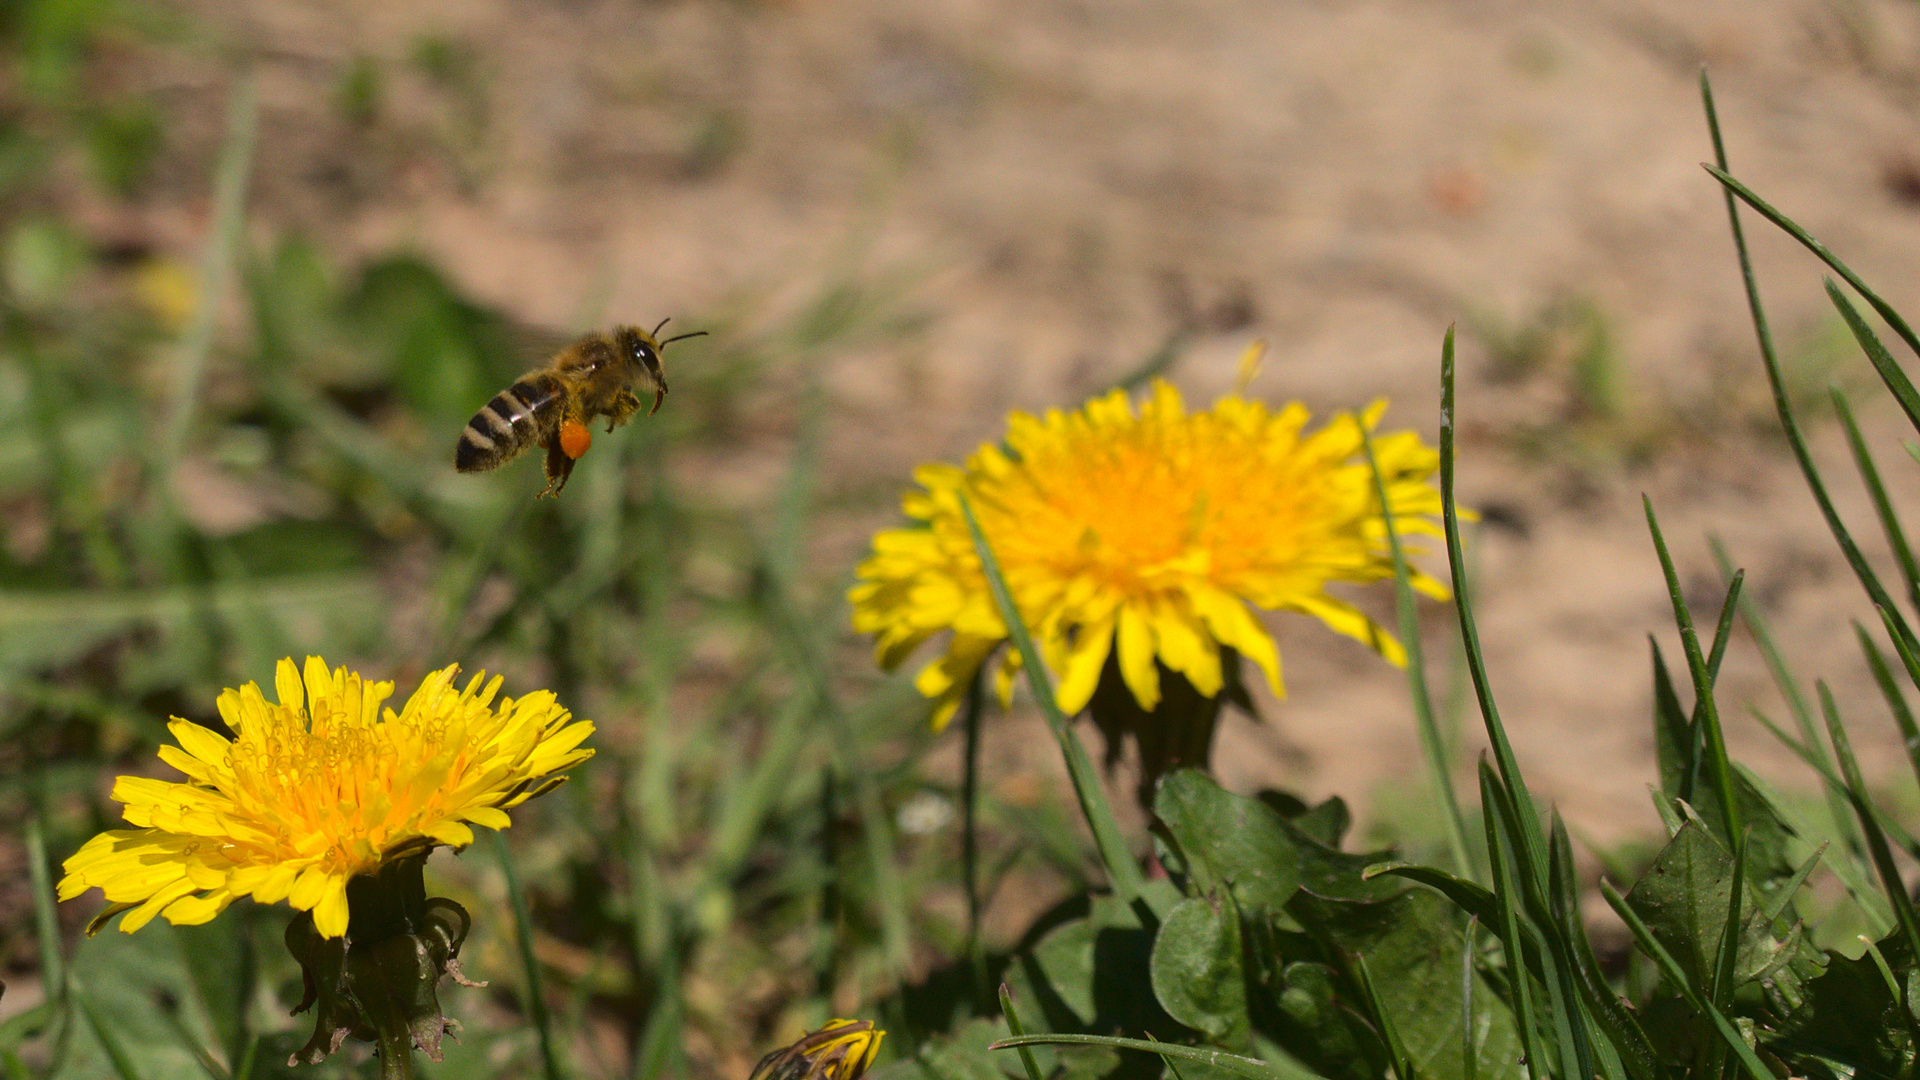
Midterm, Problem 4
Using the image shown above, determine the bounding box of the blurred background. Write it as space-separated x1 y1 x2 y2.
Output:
8 0 1920 1075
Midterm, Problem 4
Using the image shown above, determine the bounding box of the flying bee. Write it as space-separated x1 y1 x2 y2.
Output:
454 320 706 497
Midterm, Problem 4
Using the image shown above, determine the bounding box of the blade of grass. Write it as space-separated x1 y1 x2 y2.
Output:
1764 842 1826 925
1643 498 1741 844
1480 764 1549 1080
1441 327 1553 898
1348 956 1413 1080
70 980 144 1080
1702 570 1742 698
1830 383 1920 617
1742 704 1920 857
1698 76 1920 659
159 73 257 474
754 535 914 978
1363 426 1476 882
1710 538 1860 854
1817 682 1920 982
997 984 1045 1080
1859 935 1905 1006
1539 815 1616 1080
152 986 229 1080
990 1034 1303 1080
230 1037 257 1080
26 815 63 1003
1547 815 1650 1080
619 757 686 1080
1704 829 1748 1080
1743 709 1900 922
1649 784 1684 835
1113 333 1183 393
1148 1033 1193 1080
1460 916 1479 1080
489 830 562 1080
1701 164 1920 432
958 493 1146 911
703 691 813 878
1854 622 1920 794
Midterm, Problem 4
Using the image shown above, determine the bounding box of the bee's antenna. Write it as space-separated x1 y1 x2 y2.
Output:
651 317 672 338
662 330 709 347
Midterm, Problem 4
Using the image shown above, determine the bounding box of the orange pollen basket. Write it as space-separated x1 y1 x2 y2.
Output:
559 421 592 460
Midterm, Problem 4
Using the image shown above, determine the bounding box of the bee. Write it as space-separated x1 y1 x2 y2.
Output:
454 320 705 496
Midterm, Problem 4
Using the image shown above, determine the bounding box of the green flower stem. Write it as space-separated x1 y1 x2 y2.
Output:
375 1016 415 1080
958 493 1147 911
962 670 990 1009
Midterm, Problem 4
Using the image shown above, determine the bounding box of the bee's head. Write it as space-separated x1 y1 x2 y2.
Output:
620 319 707 415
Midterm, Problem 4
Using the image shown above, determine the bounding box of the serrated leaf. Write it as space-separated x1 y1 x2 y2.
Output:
1773 932 1910 1073
1623 818 1807 1006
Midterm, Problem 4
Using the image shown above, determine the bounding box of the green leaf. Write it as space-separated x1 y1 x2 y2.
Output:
1278 796 1350 851
1625 819 1736 991
1290 889 1527 1080
1010 888 1180 1038
1151 895 1251 1047
1155 771 1401 917
1255 960 1381 1080
1599 876 1775 1080
1644 498 1742 849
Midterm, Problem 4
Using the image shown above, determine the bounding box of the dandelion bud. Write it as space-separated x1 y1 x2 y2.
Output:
750 1019 886 1080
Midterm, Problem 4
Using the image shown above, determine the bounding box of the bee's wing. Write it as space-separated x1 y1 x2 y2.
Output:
502 323 584 368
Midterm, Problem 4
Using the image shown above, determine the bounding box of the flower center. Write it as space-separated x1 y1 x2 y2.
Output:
983 417 1326 596
223 700 460 872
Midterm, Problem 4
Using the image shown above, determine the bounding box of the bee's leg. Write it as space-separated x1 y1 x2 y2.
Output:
538 435 577 497
605 390 643 432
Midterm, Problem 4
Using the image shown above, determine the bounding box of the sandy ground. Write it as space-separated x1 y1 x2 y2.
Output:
109 0 1920 846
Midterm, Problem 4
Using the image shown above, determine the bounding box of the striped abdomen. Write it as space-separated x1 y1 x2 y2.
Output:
455 373 563 473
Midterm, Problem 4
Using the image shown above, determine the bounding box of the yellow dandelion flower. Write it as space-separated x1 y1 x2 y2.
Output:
59 657 594 939
751 1019 885 1080
850 377 1447 728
